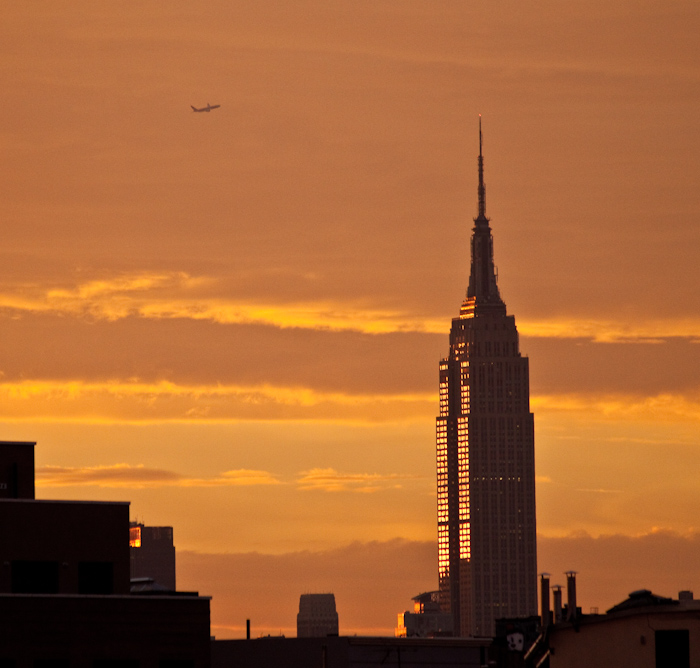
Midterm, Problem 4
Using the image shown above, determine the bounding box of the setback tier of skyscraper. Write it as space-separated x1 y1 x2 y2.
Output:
436 120 537 637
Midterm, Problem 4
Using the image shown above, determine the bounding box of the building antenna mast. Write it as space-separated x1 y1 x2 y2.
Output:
477 115 486 219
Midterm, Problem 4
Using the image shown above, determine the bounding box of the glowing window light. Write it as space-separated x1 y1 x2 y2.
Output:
129 526 142 548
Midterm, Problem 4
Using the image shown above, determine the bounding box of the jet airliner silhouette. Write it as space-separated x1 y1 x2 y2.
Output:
191 103 220 112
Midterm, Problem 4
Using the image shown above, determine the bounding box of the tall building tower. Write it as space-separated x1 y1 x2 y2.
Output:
436 120 537 637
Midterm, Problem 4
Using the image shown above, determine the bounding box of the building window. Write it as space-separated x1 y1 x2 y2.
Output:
655 629 689 668
129 526 142 548
79 561 114 595
11 561 59 594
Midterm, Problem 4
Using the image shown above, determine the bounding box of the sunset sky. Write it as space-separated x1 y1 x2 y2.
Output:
2 0 699 637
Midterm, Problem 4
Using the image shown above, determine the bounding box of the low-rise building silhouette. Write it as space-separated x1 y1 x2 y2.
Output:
212 636 493 668
396 591 453 637
543 589 699 668
0 440 211 667
527 572 700 668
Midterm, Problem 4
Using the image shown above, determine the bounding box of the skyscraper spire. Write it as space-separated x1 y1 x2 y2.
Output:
464 116 504 315
477 115 486 220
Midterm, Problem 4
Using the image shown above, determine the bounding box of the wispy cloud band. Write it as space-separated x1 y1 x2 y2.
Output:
36 464 416 492
296 467 418 493
0 379 435 423
2 379 700 424
533 392 700 423
2 272 700 340
36 464 281 489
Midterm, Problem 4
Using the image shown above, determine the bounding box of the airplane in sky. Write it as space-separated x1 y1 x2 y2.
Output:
191 103 220 112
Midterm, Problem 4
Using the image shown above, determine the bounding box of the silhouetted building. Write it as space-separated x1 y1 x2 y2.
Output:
528 581 700 668
0 439 35 499
130 520 176 590
436 120 537 637
492 614 541 664
0 440 211 666
297 593 339 637
212 636 493 668
396 591 453 637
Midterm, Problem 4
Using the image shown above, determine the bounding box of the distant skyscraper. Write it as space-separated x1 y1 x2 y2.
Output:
436 120 537 637
129 521 176 591
297 593 339 638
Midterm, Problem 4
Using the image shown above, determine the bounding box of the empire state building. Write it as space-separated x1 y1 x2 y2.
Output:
436 121 537 637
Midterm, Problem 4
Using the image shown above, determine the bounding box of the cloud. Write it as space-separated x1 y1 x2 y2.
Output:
520 318 700 343
0 379 436 424
573 487 624 494
537 475 621 495
5 274 700 340
6 377 700 427
0 309 443 396
37 463 179 487
216 470 282 487
181 529 700 639
177 539 437 638
0 272 206 321
0 272 445 334
533 392 700 424
139 299 446 335
36 464 281 489
296 467 418 493
36 463 417 492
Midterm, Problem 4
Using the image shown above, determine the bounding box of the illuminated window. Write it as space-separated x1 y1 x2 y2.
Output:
129 526 142 548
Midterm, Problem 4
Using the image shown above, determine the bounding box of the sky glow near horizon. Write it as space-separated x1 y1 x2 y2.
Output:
2 0 700 637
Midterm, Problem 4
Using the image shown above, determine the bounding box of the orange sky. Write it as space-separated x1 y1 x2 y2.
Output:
2 1 700 637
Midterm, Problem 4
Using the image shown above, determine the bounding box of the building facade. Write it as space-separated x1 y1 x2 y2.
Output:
212 636 493 668
532 587 700 668
436 121 537 637
297 593 339 638
130 521 177 590
396 591 453 638
0 439 35 500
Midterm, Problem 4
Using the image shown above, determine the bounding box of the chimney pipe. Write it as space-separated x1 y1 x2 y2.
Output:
246 619 251 640
565 571 578 622
540 573 551 628
552 585 563 623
